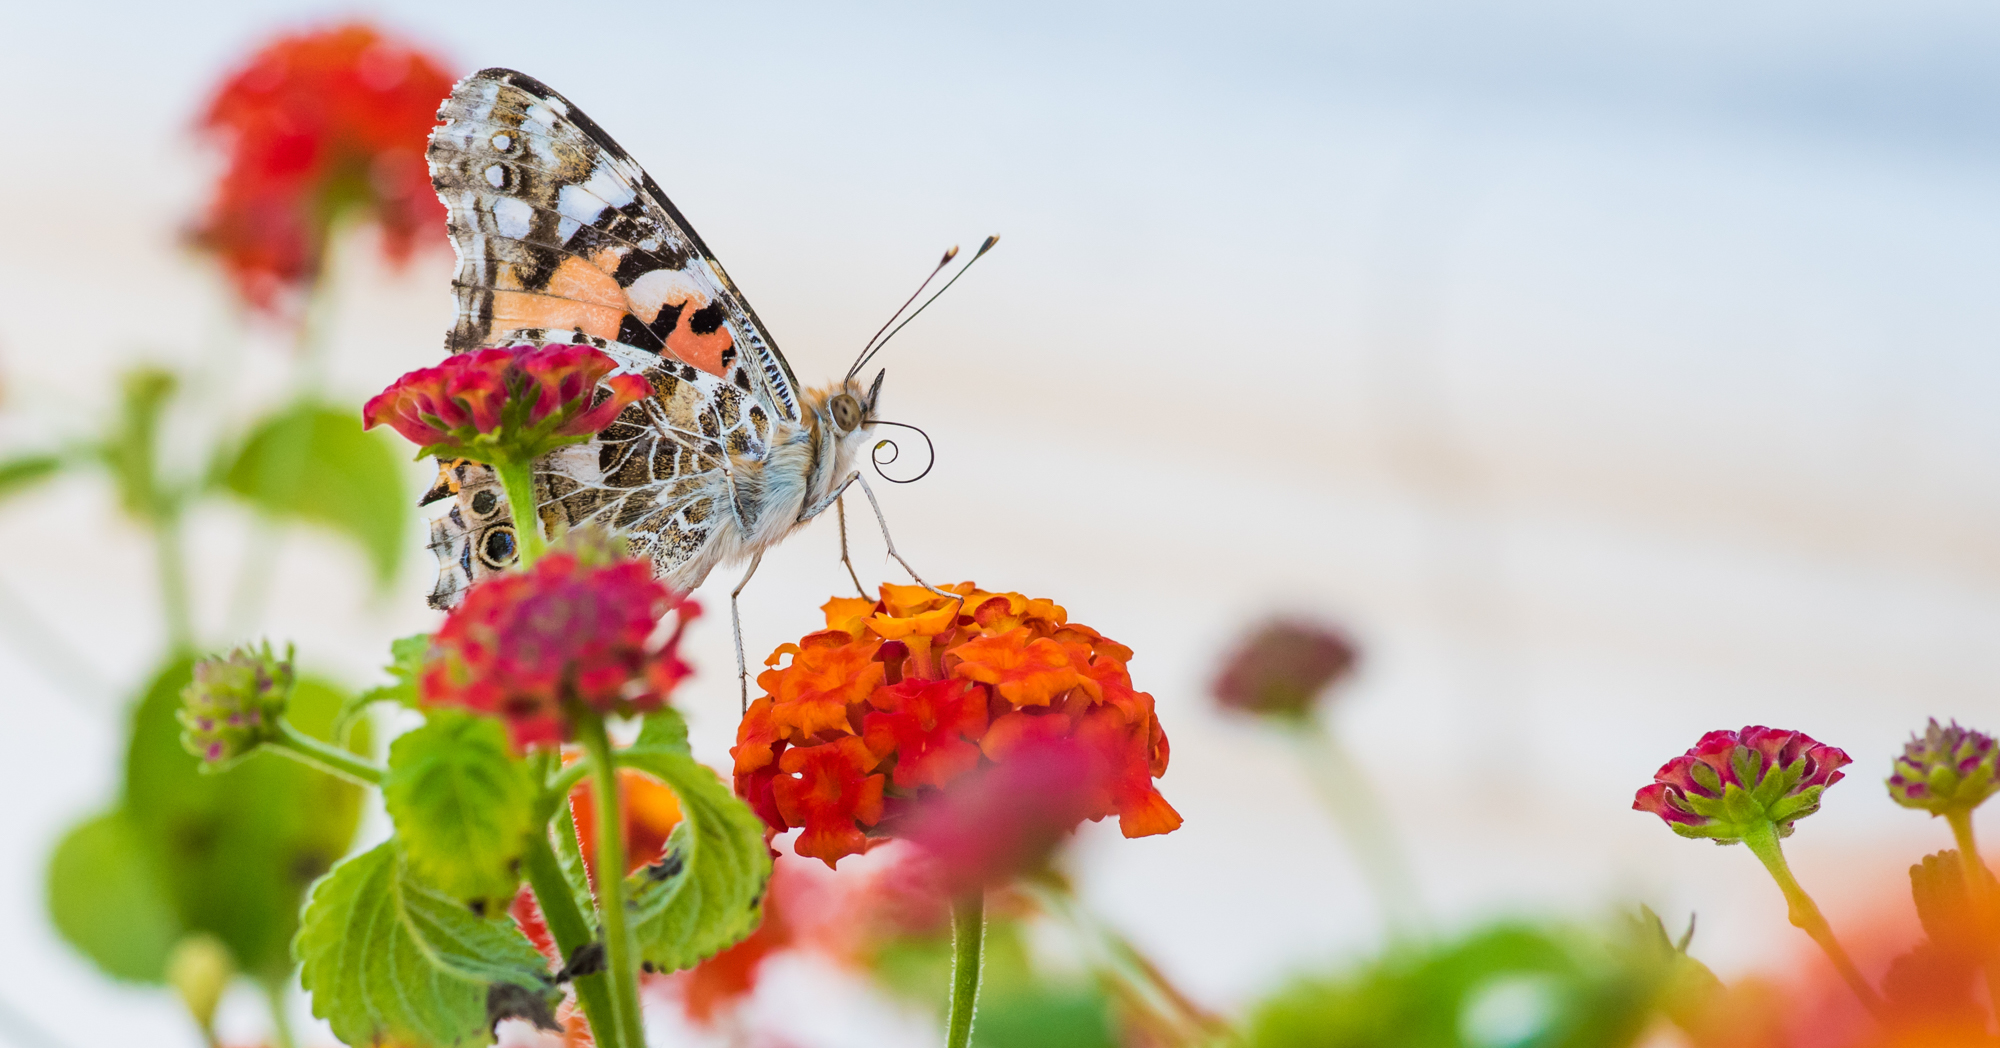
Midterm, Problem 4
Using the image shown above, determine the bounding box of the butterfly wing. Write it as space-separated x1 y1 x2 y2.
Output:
427 67 802 422
421 330 778 609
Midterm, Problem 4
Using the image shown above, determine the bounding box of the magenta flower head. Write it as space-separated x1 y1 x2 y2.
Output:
901 736 1107 895
1634 726 1851 843
1211 619 1358 719
362 341 649 464
178 642 296 768
1887 719 1999 817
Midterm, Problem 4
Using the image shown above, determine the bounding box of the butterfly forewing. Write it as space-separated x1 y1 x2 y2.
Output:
421 66 810 608
427 67 800 420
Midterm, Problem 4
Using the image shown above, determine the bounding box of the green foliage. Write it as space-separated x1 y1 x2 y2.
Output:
634 706 691 755
296 842 554 1048
46 807 184 983
1243 922 1671 1048
383 712 537 906
123 659 368 981
616 736 771 973
338 632 430 739
0 452 66 502
222 401 411 587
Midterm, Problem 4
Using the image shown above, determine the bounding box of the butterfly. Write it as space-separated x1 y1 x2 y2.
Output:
422 68 986 694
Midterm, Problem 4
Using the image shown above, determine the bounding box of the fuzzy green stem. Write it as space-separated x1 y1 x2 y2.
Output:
1290 716 1426 938
522 829 624 1048
267 720 385 787
578 714 645 1048
496 457 546 568
1740 821 1885 1018
946 892 985 1048
1945 809 2000 1029
263 980 297 1048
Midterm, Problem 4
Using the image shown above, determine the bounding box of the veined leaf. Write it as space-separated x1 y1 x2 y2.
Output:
125 661 367 981
633 706 691 756
46 807 184 983
337 632 431 739
222 401 412 587
297 842 553 1048
616 741 770 973
383 712 537 906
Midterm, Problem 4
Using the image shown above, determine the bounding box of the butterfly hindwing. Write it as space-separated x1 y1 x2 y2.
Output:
420 330 778 610
427 67 802 422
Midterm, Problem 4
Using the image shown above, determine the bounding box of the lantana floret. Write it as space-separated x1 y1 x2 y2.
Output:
1887 718 1999 816
364 342 649 464
1634 725 1850 843
1211 619 1357 719
419 535 697 748
179 641 296 767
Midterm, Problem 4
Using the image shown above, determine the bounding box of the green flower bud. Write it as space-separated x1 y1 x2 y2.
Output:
178 642 294 767
167 933 234 1034
1887 719 1999 816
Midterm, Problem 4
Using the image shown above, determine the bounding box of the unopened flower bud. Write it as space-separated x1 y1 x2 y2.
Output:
1210 619 1357 718
1888 719 1999 816
167 933 234 1033
1634 726 1850 843
179 642 295 767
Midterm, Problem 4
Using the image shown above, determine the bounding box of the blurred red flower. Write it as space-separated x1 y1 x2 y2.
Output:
364 342 649 461
732 584 1180 869
420 551 695 748
902 735 1107 895
1211 618 1357 718
192 22 455 317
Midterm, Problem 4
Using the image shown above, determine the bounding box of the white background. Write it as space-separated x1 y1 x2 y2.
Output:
2 1 1999 1045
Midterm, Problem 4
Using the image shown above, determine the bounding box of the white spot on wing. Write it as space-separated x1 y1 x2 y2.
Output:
581 165 635 208
557 216 581 242
626 268 705 323
484 164 506 188
493 197 534 239
491 132 512 151
556 183 610 226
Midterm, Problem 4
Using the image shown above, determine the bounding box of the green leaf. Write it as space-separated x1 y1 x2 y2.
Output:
0 452 66 503
616 741 771 973
297 842 553 1048
46 807 184 982
222 401 412 587
337 632 431 739
633 706 691 756
124 660 369 981
383 712 537 906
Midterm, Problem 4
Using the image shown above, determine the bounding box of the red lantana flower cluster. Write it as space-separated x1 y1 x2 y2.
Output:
193 22 456 315
732 584 1181 868
363 342 650 462
420 550 696 747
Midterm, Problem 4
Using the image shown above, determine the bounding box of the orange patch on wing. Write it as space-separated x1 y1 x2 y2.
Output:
486 290 625 342
666 320 733 377
545 256 628 312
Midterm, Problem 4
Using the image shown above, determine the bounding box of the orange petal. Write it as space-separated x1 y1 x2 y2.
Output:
822 596 875 635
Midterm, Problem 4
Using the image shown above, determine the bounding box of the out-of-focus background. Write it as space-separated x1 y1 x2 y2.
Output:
3 1 1998 1045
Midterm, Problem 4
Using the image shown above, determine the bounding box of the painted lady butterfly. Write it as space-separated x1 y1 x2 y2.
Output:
422 68 956 693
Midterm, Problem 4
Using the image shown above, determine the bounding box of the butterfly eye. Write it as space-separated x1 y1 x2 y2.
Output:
478 525 518 568
830 394 862 431
470 489 499 516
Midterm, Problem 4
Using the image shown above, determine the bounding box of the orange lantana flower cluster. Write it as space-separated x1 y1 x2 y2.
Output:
732 584 1181 867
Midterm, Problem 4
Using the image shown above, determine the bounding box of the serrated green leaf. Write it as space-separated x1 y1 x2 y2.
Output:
337 632 431 739
222 401 411 587
633 707 691 756
46 807 184 982
616 743 770 973
297 842 551 1048
125 660 368 981
383 713 537 906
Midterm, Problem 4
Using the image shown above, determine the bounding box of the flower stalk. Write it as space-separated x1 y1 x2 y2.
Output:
1288 716 1425 939
946 892 986 1048
1944 809 2000 1026
1738 820 1884 1017
495 457 546 568
268 720 385 788
520 828 622 1048
578 712 646 1048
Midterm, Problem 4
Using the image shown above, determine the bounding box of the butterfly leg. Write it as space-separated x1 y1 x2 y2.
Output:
836 497 869 599
731 550 764 715
798 472 951 598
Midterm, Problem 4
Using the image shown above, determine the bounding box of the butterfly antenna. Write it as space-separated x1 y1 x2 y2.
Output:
851 235 999 377
848 246 959 380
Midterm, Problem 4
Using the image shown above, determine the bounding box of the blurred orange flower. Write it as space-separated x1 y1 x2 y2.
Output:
193 22 454 316
732 583 1180 868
